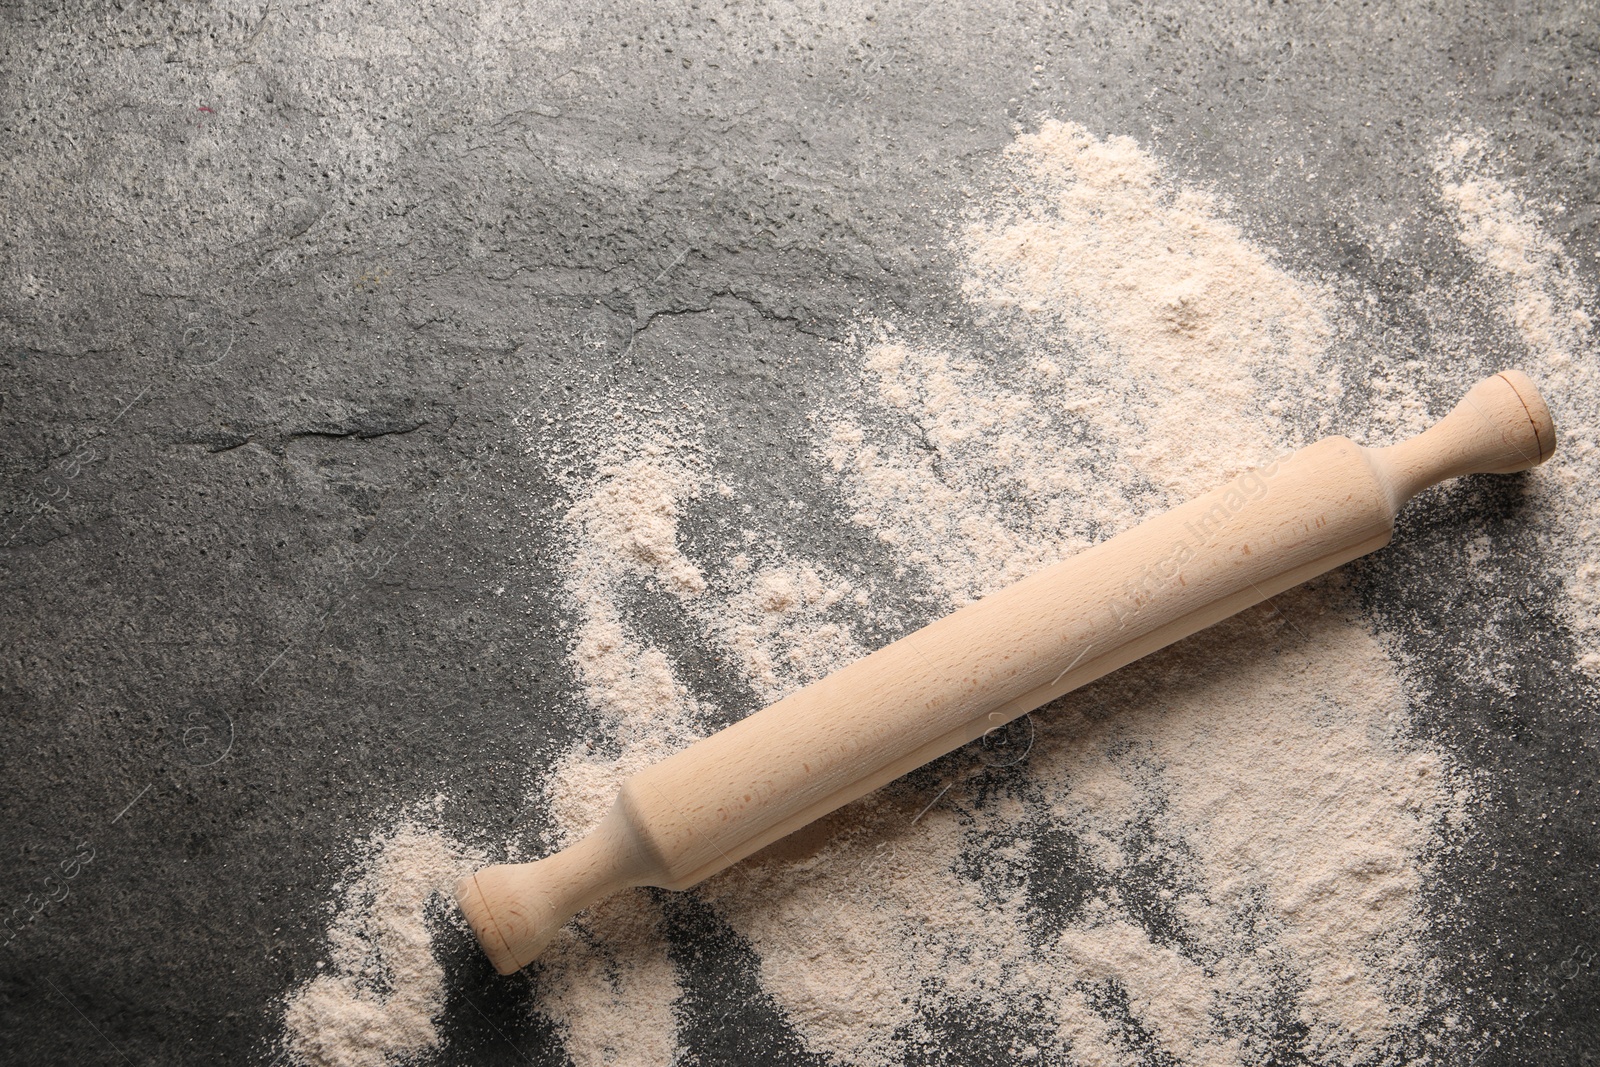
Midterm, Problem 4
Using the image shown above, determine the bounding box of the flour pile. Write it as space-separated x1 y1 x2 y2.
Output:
962 120 1339 494
272 121 1555 1066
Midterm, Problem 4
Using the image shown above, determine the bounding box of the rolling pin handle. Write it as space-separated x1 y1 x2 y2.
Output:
455 804 654 975
1364 369 1555 515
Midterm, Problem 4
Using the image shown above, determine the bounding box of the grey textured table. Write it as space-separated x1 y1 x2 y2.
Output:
2 2 1596 1065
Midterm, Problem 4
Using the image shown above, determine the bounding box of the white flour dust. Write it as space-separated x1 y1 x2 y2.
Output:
961 119 1340 495
529 440 709 1067
280 805 483 1067
276 121 1515 1066
818 338 1106 605
1435 134 1600 675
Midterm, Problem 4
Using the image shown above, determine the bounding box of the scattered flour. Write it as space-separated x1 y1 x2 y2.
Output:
550 120 1461 1066
532 441 711 1067
701 586 1461 1066
704 557 867 703
818 338 1106 604
1435 134 1600 675
961 119 1341 496
278 120 1501 1066
280 810 484 1067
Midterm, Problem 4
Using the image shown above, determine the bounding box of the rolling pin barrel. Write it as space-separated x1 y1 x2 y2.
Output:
458 371 1555 974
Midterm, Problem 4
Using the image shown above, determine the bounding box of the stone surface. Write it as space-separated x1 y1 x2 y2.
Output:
1 1 1596 1065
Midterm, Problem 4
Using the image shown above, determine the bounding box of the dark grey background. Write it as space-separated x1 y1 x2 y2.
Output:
2 1 1596 1064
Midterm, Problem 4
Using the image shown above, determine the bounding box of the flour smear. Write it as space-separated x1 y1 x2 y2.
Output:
272 121 1548 1067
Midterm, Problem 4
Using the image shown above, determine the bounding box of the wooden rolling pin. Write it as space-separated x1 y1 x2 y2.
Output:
458 370 1555 974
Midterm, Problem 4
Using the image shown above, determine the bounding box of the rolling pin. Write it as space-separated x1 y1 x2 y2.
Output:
458 371 1555 974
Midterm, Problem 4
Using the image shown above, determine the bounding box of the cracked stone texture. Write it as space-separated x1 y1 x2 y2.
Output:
2 1 1597 1065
